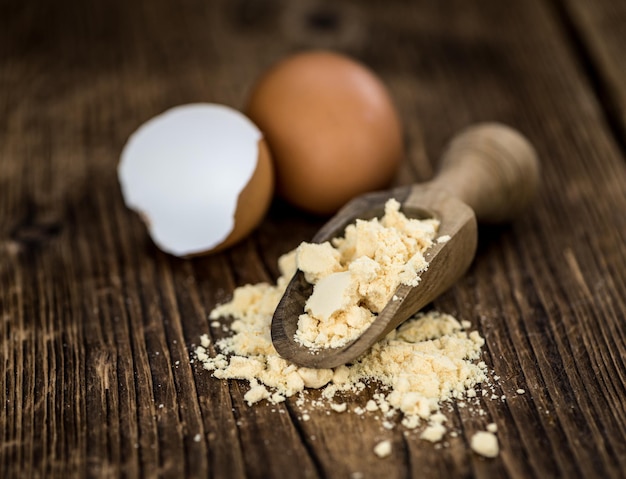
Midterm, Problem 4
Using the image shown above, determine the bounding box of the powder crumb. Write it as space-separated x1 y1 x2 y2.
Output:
516 389 526 395
436 235 451 243
210 321 220 328
430 412 447 424
402 416 420 429
200 334 211 348
382 421 395 430
366 400 378 412
471 431 499 458
296 241 342 284
244 381 270 405
373 440 392 458
195 347 209 362
487 423 498 433
421 423 447 443
193 434 201 442
330 402 347 413
302 414 311 421
271 392 286 404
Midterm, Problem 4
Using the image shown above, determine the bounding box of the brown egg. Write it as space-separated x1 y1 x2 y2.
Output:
246 50 404 215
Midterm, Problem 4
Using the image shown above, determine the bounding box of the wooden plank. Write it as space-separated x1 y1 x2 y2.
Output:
1 0 626 477
557 0 626 146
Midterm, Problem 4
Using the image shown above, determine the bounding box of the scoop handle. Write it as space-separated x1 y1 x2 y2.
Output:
428 123 540 223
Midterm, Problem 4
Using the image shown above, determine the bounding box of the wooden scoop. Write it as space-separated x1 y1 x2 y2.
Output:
271 123 539 369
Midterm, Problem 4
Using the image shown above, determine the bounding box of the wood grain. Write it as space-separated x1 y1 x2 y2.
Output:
1 0 626 477
558 0 626 147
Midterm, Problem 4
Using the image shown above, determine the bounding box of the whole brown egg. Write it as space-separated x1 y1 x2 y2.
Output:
246 50 404 215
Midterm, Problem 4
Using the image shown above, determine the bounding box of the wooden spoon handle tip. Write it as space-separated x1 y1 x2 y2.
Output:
430 123 540 223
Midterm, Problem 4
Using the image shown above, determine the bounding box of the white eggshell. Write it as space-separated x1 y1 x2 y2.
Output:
118 103 263 257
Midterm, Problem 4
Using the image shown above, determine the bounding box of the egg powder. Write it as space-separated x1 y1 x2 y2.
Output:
196 199 490 442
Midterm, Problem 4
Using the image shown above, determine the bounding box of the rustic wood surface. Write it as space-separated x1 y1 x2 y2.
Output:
1 0 625 477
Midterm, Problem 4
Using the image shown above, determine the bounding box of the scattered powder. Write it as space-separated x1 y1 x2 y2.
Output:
198 296 487 426
516 388 526 395
195 199 499 454
470 431 499 458
373 440 392 458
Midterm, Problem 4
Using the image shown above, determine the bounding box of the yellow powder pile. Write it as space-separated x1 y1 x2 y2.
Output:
295 199 439 349
195 200 491 442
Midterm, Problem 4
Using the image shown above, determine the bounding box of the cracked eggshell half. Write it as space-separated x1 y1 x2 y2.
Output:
118 103 274 257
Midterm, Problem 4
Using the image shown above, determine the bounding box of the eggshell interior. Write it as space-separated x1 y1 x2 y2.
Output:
118 103 273 257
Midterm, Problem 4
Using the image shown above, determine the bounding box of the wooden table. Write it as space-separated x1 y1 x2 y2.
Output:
2 0 625 477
